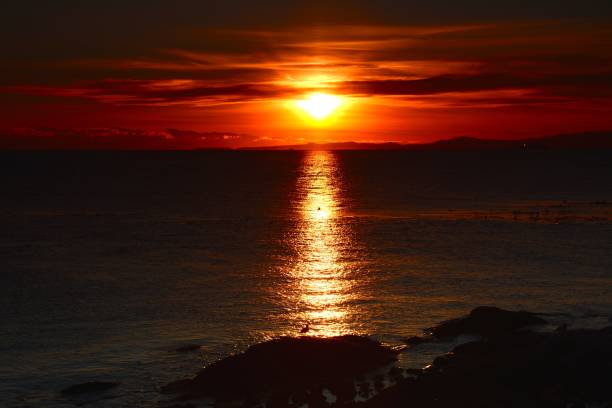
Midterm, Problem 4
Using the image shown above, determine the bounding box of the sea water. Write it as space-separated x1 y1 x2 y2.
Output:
2 150 612 406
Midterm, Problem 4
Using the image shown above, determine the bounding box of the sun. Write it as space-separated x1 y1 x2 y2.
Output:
296 93 343 121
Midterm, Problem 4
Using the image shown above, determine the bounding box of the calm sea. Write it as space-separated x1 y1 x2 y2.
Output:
2 150 612 407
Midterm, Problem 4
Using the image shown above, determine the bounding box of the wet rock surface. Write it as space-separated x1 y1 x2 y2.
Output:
162 335 397 403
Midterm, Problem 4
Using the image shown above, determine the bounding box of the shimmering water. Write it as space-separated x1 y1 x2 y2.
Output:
2 150 612 407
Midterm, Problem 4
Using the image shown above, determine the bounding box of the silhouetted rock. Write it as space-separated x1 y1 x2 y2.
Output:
388 366 404 382
356 381 371 399
61 381 118 395
426 306 546 339
161 308 612 407
328 379 356 404
358 325 612 407
162 335 397 401
267 391 290 408
373 374 385 392
403 306 546 347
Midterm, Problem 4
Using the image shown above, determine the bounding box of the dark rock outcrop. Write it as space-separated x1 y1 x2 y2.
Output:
162 335 397 402
60 381 118 395
404 306 547 345
426 306 547 338
361 325 612 408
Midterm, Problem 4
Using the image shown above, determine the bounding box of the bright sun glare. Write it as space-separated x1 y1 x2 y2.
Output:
296 93 342 120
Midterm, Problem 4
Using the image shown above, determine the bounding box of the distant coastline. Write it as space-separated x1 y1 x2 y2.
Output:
238 131 612 151
3 130 612 151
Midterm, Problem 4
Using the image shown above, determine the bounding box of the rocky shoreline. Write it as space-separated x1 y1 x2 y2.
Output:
364 308 612 408
164 307 612 407
63 307 612 407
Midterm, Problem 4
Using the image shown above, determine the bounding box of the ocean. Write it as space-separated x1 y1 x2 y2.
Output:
2 150 612 407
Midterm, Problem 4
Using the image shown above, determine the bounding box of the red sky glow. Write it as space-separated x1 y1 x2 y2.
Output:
2 2 612 149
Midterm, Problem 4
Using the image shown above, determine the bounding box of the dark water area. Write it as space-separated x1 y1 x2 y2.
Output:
2 150 612 407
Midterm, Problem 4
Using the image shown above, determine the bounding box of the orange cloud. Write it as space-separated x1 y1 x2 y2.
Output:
2 21 612 144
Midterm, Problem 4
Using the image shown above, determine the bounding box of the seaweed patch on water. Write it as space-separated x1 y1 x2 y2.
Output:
354 200 612 224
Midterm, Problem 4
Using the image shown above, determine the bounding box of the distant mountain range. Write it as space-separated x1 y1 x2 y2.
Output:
240 131 612 151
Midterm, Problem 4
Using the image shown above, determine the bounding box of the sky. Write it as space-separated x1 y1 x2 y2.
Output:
2 1 612 149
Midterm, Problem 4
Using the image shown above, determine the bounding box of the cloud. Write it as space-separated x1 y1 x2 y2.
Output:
6 80 302 106
3 21 612 111
339 73 612 98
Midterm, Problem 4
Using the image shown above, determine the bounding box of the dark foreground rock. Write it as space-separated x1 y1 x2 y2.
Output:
161 308 612 407
162 335 397 403
61 381 118 395
361 325 612 408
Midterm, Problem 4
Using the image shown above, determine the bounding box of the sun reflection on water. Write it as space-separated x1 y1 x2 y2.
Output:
282 150 359 337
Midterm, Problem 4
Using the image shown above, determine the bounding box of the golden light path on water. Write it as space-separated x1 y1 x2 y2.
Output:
282 150 361 337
